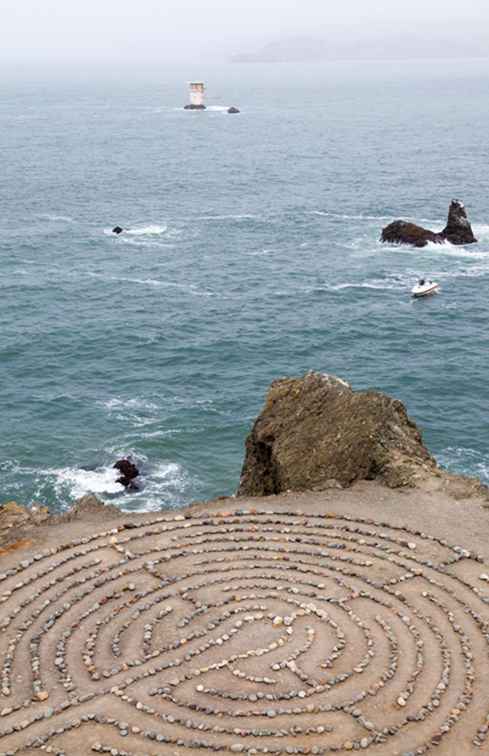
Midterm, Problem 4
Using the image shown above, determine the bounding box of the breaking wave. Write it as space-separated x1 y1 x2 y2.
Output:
53 466 124 498
103 224 168 236
437 447 489 484
87 272 214 296
125 224 168 236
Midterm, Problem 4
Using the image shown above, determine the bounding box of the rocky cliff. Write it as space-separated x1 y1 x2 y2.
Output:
237 372 437 496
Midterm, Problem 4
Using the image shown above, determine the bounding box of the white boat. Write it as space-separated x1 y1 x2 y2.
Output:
411 279 439 298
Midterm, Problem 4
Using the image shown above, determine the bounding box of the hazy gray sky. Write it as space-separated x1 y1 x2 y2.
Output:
2 0 488 71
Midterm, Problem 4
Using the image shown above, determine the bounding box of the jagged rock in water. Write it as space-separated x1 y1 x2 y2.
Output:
184 104 207 110
227 106 240 114
381 200 477 247
113 458 139 488
112 226 124 235
442 199 477 244
381 221 442 248
237 372 436 496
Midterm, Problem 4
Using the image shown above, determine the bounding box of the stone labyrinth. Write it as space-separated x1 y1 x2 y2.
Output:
1 508 489 755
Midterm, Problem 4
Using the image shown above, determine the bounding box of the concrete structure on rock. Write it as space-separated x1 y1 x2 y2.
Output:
184 81 206 110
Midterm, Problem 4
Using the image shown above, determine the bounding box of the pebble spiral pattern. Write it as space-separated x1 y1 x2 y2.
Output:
1 507 489 755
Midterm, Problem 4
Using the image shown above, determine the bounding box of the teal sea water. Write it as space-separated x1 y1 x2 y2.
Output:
2 59 489 512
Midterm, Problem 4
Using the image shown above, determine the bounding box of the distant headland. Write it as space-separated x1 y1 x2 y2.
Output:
231 32 489 64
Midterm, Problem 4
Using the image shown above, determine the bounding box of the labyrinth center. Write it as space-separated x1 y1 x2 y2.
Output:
1 508 489 755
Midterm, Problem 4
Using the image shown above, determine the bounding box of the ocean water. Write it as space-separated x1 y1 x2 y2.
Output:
2 59 489 512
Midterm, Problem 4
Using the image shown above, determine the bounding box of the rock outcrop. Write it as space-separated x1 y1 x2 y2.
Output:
56 494 120 523
0 501 49 531
113 458 140 489
381 200 477 247
442 199 477 244
112 226 124 235
0 501 49 548
237 372 436 496
184 104 206 110
227 106 240 114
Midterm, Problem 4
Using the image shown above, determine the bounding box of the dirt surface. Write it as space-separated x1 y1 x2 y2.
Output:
1 480 489 755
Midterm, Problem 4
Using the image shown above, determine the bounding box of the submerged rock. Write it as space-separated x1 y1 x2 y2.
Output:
227 106 240 114
237 372 435 496
113 458 140 489
112 226 124 235
381 200 477 247
184 104 207 110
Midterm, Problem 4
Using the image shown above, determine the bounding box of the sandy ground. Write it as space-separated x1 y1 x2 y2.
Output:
1 479 489 755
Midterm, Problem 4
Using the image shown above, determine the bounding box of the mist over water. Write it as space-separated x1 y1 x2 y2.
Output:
2 59 489 511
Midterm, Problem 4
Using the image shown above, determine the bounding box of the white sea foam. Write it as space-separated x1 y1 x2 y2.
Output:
103 224 168 237
246 248 277 256
87 272 214 296
120 239 175 249
437 447 489 483
308 210 445 225
100 396 161 428
381 239 489 260
447 264 489 279
196 214 256 221
138 429 181 439
103 397 159 412
53 466 125 498
38 214 74 223
472 224 489 237
308 211 395 221
126 224 168 236
328 275 409 292
330 282 392 291
119 461 194 513
423 244 489 259
31 455 192 509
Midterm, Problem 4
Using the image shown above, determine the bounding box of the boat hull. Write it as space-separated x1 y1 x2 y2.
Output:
411 284 439 298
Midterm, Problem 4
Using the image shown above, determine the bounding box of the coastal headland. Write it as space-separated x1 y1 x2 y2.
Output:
1 373 489 755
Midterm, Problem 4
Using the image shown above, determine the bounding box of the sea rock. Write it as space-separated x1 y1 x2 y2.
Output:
237 372 436 496
381 200 477 247
381 221 441 248
113 459 139 488
227 106 240 114
184 104 207 110
442 199 477 244
112 226 124 235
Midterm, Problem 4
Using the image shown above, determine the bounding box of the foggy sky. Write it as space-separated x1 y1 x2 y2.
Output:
2 0 489 72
